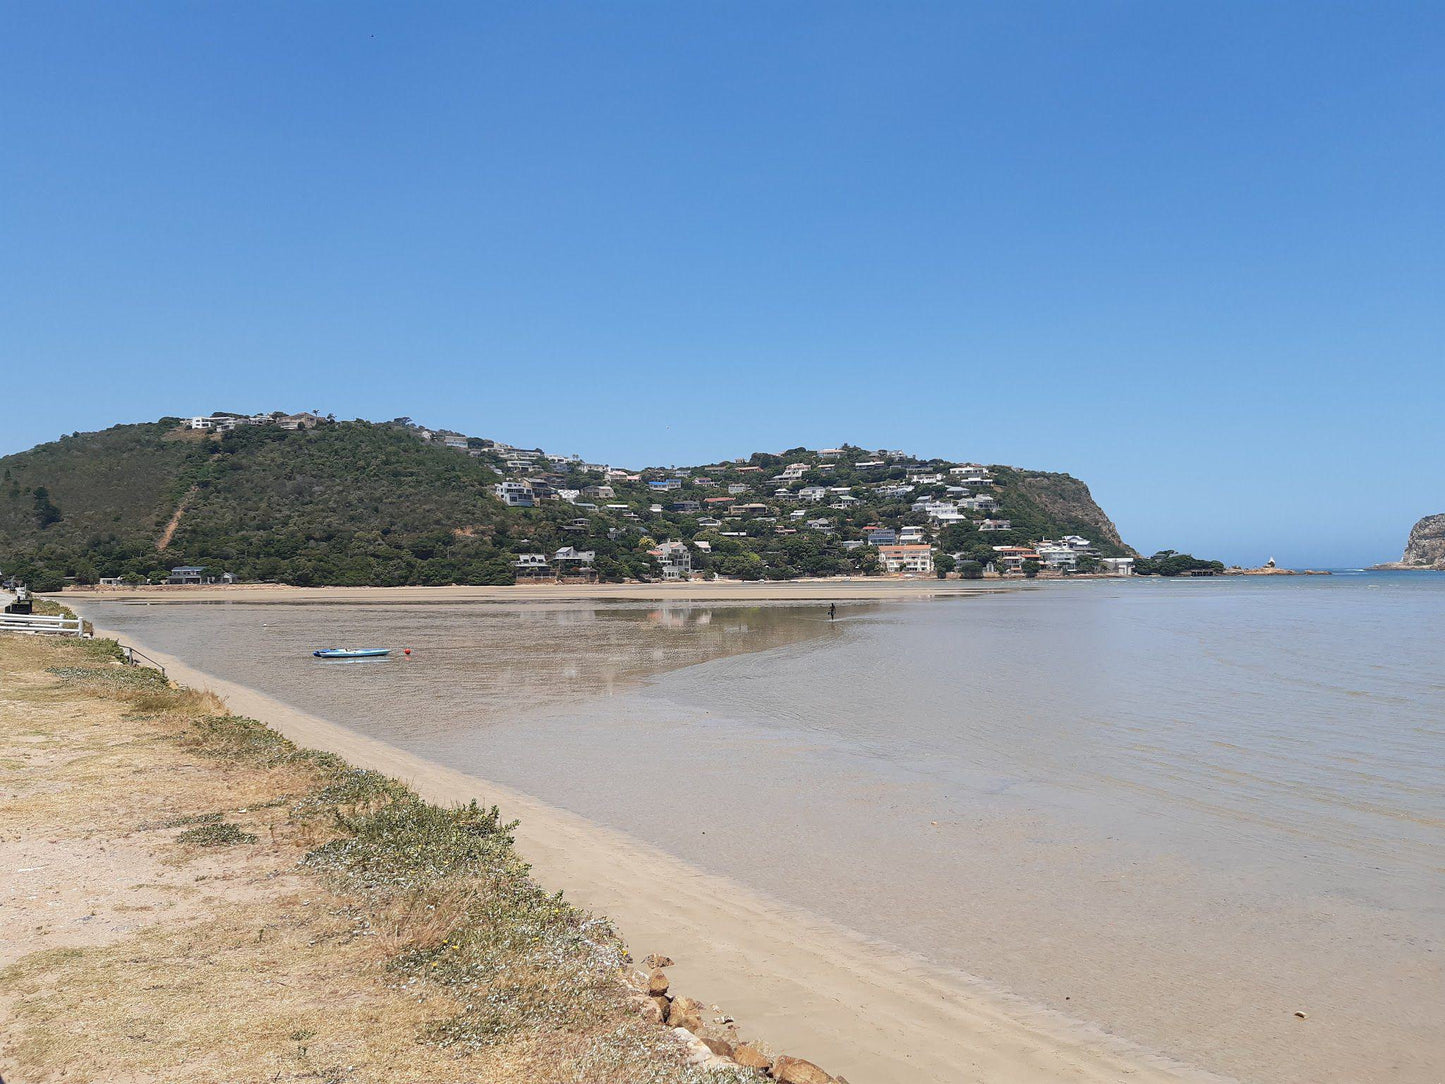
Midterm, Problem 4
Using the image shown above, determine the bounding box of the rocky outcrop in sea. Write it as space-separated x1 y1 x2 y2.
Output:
1376 513 1445 570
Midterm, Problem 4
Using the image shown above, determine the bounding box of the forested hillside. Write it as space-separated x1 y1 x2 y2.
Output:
1 417 1136 588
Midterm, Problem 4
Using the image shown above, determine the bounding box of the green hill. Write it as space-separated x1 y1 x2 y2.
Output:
1 417 1138 588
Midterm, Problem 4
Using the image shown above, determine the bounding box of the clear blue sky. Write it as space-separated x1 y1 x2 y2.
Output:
3 3 1441 567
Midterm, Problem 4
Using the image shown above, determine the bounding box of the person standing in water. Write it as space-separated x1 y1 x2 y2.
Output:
828 602 837 620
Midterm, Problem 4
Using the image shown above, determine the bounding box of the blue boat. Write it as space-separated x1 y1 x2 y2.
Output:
312 647 390 659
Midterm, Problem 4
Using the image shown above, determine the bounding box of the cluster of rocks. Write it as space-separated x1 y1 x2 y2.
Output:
626 954 848 1084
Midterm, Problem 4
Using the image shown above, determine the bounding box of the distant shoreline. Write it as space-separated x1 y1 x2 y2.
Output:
50 568 1405 604
55 578 1028 604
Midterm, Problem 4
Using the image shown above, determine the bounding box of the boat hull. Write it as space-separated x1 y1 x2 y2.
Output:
312 648 390 659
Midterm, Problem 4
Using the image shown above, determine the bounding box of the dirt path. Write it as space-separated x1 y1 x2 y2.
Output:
155 485 197 550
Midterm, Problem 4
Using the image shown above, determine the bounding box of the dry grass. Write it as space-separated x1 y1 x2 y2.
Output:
0 633 756 1084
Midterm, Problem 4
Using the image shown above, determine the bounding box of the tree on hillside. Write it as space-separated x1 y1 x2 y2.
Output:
32 487 61 528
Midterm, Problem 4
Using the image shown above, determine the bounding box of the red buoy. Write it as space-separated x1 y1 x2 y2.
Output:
403 648 412 656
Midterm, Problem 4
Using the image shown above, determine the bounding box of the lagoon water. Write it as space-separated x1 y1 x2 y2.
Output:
82 573 1445 1083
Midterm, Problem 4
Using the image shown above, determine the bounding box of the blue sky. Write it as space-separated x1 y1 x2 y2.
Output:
3 3 1441 567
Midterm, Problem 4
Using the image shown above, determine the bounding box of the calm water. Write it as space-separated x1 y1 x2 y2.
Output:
80 574 1445 1083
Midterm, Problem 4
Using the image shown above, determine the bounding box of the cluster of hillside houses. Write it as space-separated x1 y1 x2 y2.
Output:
434 434 1136 582
186 412 327 432
95 566 237 587
179 417 1134 582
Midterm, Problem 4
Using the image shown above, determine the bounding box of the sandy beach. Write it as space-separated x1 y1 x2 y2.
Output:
70 596 1215 1084
64 579 1018 604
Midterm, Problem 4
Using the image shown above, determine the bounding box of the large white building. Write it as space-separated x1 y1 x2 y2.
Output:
494 481 534 507
649 541 692 580
877 544 934 574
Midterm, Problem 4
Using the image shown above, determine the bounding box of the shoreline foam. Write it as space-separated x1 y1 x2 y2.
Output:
74 603 1217 1084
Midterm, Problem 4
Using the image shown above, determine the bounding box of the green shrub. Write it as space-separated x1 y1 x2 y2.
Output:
177 821 257 846
186 714 299 766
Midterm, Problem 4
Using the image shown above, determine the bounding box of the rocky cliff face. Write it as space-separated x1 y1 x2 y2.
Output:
1397 514 1445 569
990 466 1135 555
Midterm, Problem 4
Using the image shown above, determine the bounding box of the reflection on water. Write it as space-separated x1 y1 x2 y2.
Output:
86 600 847 745
81 576 1445 1084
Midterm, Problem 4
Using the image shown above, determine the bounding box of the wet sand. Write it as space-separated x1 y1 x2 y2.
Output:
65 579 1011 604
75 605 1212 1084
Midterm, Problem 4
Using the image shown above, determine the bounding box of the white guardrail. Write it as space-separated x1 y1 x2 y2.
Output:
0 612 86 636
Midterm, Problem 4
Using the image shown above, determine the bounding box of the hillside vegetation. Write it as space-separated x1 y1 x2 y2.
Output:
1 417 1136 588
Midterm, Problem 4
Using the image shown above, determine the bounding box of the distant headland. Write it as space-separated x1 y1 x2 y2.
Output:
1371 513 1445 571
1 412 1223 590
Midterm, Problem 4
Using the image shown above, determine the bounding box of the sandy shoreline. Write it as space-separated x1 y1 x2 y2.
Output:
62 579 1023 604
70 603 1216 1084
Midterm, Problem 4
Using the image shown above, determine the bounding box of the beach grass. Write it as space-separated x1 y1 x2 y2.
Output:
0 632 757 1082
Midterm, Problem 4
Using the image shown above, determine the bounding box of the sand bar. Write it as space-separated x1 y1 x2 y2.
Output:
72 601 1217 1084
63 579 1026 604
